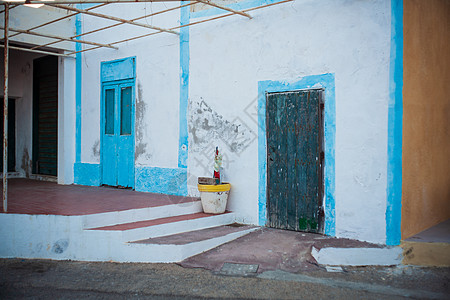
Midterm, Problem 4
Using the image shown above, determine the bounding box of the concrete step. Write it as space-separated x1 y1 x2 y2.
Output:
87 211 236 242
133 224 257 245
401 219 450 267
128 224 259 262
82 199 202 229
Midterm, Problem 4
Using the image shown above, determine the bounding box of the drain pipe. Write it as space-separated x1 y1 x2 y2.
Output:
3 3 9 213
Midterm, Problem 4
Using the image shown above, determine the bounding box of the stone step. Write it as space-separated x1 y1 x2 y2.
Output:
125 224 259 262
82 199 202 229
87 211 236 242
133 224 257 245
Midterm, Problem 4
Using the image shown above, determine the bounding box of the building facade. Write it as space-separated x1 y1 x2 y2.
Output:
1 0 449 247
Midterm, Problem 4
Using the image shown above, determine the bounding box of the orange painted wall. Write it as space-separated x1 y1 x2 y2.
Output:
402 0 450 239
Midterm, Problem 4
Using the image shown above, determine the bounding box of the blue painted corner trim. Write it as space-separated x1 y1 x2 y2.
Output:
74 163 101 186
135 167 188 196
386 0 403 246
178 5 189 168
257 74 336 236
75 10 82 163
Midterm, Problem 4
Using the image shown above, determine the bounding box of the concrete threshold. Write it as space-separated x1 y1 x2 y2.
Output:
401 219 450 267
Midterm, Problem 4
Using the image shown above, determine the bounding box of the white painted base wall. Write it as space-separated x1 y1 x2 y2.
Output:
0 208 255 263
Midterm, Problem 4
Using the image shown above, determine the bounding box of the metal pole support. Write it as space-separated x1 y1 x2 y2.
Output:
3 3 9 213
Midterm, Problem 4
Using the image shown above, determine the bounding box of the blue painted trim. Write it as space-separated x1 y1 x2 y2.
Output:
386 0 403 246
191 0 285 19
100 56 136 83
257 74 336 236
74 163 101 186
178 5 189 168
135 167 188 196
75 10 82 163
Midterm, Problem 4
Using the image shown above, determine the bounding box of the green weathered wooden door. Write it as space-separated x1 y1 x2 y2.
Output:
32 56 58 176
266 90 324 232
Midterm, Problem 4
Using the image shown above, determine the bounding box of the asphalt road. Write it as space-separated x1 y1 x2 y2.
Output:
1 259 449 299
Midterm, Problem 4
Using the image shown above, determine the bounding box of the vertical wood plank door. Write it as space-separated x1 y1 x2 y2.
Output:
32 56 58 176
266 90 324 232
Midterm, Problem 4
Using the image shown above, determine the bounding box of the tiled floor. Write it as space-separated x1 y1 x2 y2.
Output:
0 178 198 216
134 224 255 245
90 212 226 231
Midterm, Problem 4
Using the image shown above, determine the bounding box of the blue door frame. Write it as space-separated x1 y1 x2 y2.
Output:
101 79 135 188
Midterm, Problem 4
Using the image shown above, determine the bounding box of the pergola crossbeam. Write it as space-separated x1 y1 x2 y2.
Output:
48 4 179 35
30 4 109 50
66 0 293 56
12 3 108 40
71 1 196 39
0 0 178 3
195 0 252 19
0 44 75 58
0 26 118 49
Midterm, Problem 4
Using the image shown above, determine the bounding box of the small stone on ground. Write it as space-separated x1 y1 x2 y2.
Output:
220 262 259 276
325 266 343 273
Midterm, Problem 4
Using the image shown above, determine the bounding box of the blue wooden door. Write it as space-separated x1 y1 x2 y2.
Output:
102 82 134 188
266 90 324 232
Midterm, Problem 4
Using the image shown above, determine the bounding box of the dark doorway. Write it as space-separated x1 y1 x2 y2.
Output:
32 56 58 176
0 98 16 172
266 89 324 232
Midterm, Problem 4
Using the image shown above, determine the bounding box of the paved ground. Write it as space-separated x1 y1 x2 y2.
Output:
1 227 449 299
1 258 449 299
180 227 382 273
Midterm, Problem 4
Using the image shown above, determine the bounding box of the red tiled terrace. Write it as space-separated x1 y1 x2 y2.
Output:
0 179 197 216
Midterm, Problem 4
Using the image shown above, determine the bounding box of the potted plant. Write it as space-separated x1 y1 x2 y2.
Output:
197 147 230 214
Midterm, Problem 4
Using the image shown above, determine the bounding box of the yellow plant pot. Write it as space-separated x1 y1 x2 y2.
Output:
197 183 231 214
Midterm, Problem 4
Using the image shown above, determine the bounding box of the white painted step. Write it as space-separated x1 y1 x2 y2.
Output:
82 200 202 229
87 212 236 243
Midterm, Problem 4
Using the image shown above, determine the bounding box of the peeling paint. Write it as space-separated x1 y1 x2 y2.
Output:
92 140 100 158
135 81 148 161
21 148 30 178
188 99 256 154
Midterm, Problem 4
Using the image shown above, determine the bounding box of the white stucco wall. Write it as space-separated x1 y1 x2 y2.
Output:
73 0 392 244
187 0 391 243
79 2 181 168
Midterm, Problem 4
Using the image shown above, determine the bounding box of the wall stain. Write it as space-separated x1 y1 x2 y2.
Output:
52 239 69 254
189 99 256 154
21 148 31 178
92 140 100 158
135 81 149 161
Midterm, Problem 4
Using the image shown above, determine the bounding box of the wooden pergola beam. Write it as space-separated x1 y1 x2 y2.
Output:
195 0 252 19
48 4 179 35
0 26 118 49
